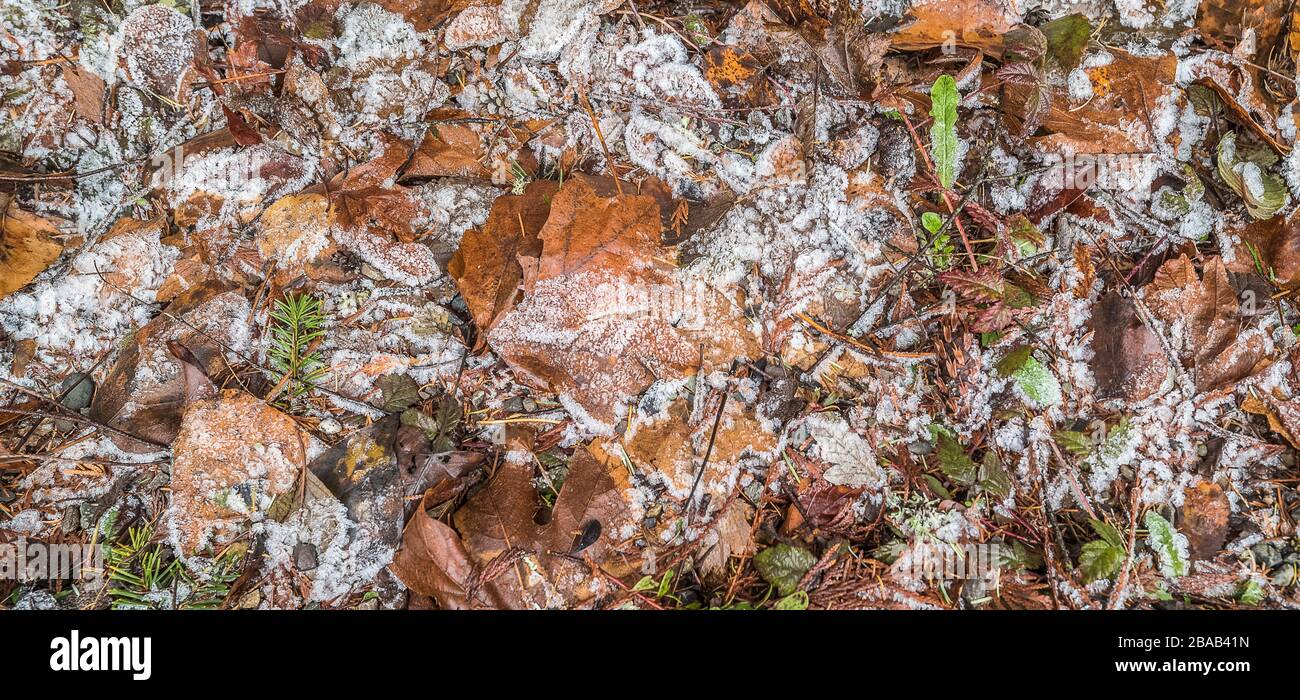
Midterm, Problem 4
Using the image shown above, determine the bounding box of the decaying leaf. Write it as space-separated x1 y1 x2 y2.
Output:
1180 482 1230 560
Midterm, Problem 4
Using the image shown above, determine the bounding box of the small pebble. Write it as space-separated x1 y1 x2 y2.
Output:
59 373 95 412
318 417 342 435
294 542 319 571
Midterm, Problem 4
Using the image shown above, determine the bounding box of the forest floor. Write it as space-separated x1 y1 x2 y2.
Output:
2 0 1300 610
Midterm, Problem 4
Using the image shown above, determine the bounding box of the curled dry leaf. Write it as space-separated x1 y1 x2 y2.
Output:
0 205 63 298
448 180 558 332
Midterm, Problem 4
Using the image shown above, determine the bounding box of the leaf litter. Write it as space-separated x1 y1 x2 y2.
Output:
3 0 1300 611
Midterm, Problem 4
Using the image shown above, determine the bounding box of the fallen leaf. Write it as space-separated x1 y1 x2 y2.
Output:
450 446 637 608
448 180 557 332
1180 482 1230 560
91 282 252 453
0 205 63 298
167 390 323 555
403 123 492 180
889 0 1019 55
484 174 756 429
1141 255 1271 393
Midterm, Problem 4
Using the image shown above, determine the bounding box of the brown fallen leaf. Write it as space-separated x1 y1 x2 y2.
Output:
889 0 1018 55
91 281 251 453
0 204 63 298
1180 482 1231 560
167 390 322 555
697 500 755 579
449 446 637 608
618 389 777 512
1090 292 1170 402
484 174 756 428
1243 391 1300 448
1141 255 1271 394
60 64 105 123
390 492 527 609
448 180 558 333
402 123 492 180
1010 50 1180 155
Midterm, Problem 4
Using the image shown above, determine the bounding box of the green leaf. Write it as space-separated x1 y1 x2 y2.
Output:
1054 430 1093 457
1217 131 1290 220
1144 511 1189 578
935 430 977 486
929 74 959 189
753 544 816 596
378 373 421 412
977 450 1011 497
1040 14 1092 72
995 345 1032 376
1089 518 1125 549
995 540 1042 571
1012 356 1062 406
921 211 943 233
1079 539 1125 582
773 590 810 610
1237 578 1265 606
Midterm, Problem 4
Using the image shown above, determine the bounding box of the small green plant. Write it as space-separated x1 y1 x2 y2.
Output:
509 160 531 195
922 211 954 270
106 524 240 610
1145 511 1189 579
268 292 327 405
1079 518 1126 582
632 568 678 602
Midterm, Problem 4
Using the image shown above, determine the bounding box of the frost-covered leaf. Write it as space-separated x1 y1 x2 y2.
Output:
1011 356 1061 406
484 175 756 430
1145 511 1190 579
753 543 816 596
1217 131 1290 220
805 413 885 488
